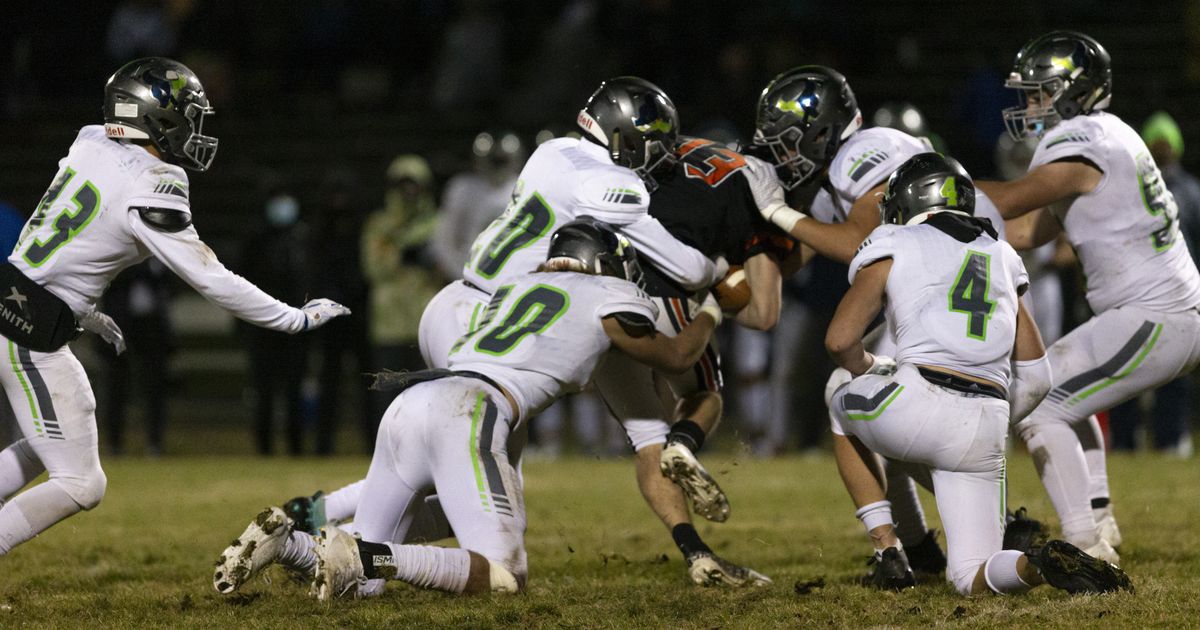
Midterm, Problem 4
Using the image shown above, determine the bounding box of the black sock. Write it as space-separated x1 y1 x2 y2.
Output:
357 540 394 580
1091 497 1110 510
672 523 712 558
667 419 706 454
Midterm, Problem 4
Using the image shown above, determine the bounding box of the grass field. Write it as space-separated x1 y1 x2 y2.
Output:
0 451 1195 628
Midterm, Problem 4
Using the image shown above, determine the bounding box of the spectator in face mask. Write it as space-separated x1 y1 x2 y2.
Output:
239 192 313 455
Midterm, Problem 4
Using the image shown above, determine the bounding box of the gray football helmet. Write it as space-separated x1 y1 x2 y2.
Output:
1002 31 1112 141
547 217 643 284
103 57 218 171
577 77 679 192
879 153 975 226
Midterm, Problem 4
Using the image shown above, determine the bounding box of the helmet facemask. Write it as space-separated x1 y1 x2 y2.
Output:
177 98 218 171
1002 75 1066 141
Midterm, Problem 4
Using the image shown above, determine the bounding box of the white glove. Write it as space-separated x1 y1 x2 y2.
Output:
864 353 898 376
824 367 853 407
712 255 730 284
744 155 807 232
300 298 351 331
79 309 126 355
695 291 723 327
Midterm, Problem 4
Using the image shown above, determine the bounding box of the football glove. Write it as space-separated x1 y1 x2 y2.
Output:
79 308 126 355
301 298 351 331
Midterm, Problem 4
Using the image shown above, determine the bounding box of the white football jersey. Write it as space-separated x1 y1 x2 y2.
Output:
10 126 305 330
432 172 518 279
462 138 717 295
850 221 1028 386
448 271 656 419
1031 112 1200 313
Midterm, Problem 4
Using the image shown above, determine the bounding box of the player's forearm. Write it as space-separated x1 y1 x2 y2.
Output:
661 314 716 373
788 218 865 265
829 338 872 376
620 217 722 290
733 255 781 330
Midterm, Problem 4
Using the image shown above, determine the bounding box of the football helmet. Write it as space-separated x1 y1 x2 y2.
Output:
546 217 643 284
1002 31 1112 140
753 65 863 190
878 153 975 226
103 57 218 171
577 77 679 191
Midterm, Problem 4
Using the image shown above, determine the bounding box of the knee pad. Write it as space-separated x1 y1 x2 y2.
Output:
53 467 107 510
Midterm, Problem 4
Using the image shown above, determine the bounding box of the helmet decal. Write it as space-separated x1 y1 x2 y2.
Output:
633 99 673 134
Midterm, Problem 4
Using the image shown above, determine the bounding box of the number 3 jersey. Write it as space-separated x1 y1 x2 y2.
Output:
850 221 1028 387
9 126 306 331
462 137 718 296
1031 112 1200 314
447 270 656 420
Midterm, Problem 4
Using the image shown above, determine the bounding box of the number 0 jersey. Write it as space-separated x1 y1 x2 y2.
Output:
10 126 306 331
1031 112 1200 314
850 221 1028 387
462 137 718 296
448 271 656 420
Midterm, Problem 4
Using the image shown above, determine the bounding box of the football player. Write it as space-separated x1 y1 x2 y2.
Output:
216 219 761 598
977 31 1200 563
747 65 1013 578
827 153 1130 596
0 58 348 558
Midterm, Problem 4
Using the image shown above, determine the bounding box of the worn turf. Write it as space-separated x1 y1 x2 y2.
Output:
0 451 1194 628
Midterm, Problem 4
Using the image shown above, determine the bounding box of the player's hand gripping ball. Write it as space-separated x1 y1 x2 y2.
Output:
713 265 751 313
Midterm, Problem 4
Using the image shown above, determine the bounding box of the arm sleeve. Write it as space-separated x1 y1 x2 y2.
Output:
847 225 901 284
128 213 306 333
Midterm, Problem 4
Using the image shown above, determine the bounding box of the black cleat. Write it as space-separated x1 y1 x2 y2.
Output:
1003 506 1048 554
905 529 946 575
283 491 326 536
863 547 916 590
1027 539 1133 594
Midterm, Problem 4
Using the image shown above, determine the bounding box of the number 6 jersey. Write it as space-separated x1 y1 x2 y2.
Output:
850 221 1028 387
9 126 307 331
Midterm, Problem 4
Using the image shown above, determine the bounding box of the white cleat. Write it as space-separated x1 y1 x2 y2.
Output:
1096 511 1123 549
1082 538 1121 567
660 442 730 523
685 551 772 587
312 526 366 601
213 506 292 594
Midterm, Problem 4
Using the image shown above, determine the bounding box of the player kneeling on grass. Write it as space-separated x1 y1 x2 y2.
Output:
0 58 348 559
825 153 1131 596
213 218 754 597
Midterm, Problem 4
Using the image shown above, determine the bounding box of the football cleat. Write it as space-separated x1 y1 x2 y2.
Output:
864 547 916 590
1081 538 1121 566
685 551 772 587
1027 539 1133 594
1096 510 1123 549
312 526 367 601
213 506 292 594
283 491 326 536
905 529 946 575
660 442 730 523
1003 507 1048 554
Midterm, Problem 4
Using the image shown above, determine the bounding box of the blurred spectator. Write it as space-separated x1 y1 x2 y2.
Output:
1109 112 1200 456
431 131 523 280
239 193 312 455
361 155 440 418
311 169 372 454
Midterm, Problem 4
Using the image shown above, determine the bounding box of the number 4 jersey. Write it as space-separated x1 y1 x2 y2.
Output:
850 221 1028 387
1032 112 1200 314
9 126 307 331
447 270 656 420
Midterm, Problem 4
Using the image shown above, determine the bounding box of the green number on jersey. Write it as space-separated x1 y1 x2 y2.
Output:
939 176 958 208
1136 152 1179 252
21 168 102 267
948 250 996 340
472 193 555 279
450 284 570 357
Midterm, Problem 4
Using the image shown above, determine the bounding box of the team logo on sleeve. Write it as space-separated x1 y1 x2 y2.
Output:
848 149 890 182
153 179 189 199
855 237 872 255
603 187 642 204
1044 132 1091 149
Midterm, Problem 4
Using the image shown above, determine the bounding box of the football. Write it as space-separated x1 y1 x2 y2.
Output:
713 265 751 313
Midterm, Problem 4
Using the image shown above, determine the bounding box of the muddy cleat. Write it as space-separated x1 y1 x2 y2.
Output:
905 529 946 575
1027 539 1133 594
312 526 366 601
864 547 916 590
660 442 730 523
213 506 292 594
1096 511 1123 549
283 491 326 536
1003 507 1048 554
685 551 772 587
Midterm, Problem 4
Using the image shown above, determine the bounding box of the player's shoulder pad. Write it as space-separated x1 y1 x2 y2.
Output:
1032 114 1110 168
831 128 929 201
848 223 903 284
576 168 650 219
133 206 193 233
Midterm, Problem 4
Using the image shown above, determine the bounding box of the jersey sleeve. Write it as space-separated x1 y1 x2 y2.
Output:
593 276 659 323
847 224 903 284
572 170 652 225
125 164 193 216
620 215 721 290
128 213 307 332
1004 242 1031 296
1029 116 1108 171
830 128 930 202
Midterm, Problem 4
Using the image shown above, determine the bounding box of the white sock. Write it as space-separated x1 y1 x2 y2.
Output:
885 467 929 546
0 481 81 554
1019 418 1097 545
0 440 44 500
984 549 1033 594
1075 415 1111 507
277 530 318 574
324 480 364 522
383 543 471 593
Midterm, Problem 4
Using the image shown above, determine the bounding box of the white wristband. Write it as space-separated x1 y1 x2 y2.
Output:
765 201 806 233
